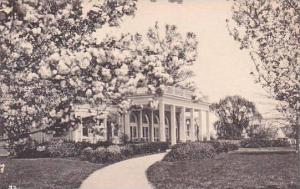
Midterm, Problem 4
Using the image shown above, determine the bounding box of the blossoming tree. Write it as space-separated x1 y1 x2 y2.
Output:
0 0 138 144
227 0 300 151
0 1 200 145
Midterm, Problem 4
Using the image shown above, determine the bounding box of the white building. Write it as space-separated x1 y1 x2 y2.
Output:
33 86 212 145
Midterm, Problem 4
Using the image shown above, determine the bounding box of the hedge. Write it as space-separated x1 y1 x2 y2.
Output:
240 138 291 148
79 142 170 163
163 142 216 162
209 140 239 153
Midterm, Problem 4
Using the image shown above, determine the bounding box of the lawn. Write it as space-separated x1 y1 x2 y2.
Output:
147 152 300 189
0 157 104 189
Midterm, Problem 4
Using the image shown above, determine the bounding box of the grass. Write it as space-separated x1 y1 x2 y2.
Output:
147 152 300 189
0 157 104 189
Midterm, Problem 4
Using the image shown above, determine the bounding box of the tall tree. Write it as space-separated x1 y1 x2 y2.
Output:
227 0 300 151
210 95 262 140
138 23 200 97
0 0 199 145
0 0 138 144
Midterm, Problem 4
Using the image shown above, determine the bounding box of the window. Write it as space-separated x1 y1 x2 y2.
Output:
154 115 159 124
83 127 88 136
154 127 159 141
143 127 149 139
130 113 138 140
142 115 149 124
165 127 169 140
130 114 136 123
130 126 137 139
153 115 160 141
186 119 190 136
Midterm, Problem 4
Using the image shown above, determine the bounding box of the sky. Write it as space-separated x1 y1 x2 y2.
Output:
96 0 280 119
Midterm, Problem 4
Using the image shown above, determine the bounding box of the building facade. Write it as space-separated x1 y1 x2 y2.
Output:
32 86 212 145
122 86 211 145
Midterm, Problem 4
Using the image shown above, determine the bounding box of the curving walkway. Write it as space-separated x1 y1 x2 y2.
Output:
80 152 166 189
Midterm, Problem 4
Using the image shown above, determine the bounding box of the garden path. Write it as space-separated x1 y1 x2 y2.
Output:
80 152 166 189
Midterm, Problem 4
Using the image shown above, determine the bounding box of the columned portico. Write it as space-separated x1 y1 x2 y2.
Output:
124 86 211 145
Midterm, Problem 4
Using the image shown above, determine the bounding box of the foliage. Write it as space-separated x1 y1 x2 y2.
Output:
209 140 239 153
0 0 199 147
106 145 124 162
79 147 94 161
247 123 278 139
45 139 80 158
90 147 107 163
228 0 300 149
79 142 169 163
13 138 49 158
240 138 291 148
0 0 138 145
210 95 262 140
163 142 216 162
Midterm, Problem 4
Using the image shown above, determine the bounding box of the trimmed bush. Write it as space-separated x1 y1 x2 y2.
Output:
240 138 291 148
46 139 80 157
163 142 216 162
106 145 124 163
79 147 94 161
129 142 169 155
92 147 107 163
209 140 239 153
79 142 169 164
120 145 134 157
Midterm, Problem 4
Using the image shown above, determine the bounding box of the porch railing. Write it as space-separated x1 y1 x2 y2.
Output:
134 86 193 99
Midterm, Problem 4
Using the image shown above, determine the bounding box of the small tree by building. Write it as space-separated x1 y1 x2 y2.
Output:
210 95 262 140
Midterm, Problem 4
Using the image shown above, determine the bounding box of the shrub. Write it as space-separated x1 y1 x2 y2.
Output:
129 142 169 155
240 138 291 148
120 145 134 157
46 139 80 157
106 145 124 163
14 138 49 158
92 147 107 163
163 142 216 162
209 140 239 153
75 140 113 151
80 147 94 161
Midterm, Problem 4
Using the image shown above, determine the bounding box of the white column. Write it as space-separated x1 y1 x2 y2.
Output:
190 108 195 141
124 112 130 140
198 110 203 141
159 102 166 142
170 105 177 145
150 110 154 142
79 117 83 142
139 110 143 139
103 117 108 141
206 111 210 141
179 107 186 142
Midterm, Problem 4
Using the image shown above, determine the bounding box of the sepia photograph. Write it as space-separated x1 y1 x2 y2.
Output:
0 0 299 188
